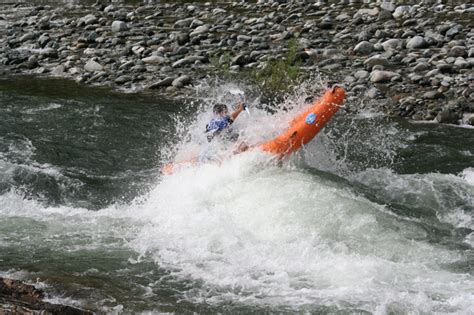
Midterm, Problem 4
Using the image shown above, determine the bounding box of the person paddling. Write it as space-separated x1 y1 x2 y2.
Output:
205 102 245 143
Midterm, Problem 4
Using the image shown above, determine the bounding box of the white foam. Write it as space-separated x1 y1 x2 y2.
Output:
461 168 474 186
125 154 474 313
23 102 63 114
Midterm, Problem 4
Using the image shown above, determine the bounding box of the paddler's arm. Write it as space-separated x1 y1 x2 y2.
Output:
230 103 244 122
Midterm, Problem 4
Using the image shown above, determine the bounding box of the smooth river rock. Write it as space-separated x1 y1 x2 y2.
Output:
84 59 103 72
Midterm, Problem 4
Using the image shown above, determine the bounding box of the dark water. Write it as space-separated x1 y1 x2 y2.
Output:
0 77 184 209
0 76 473 313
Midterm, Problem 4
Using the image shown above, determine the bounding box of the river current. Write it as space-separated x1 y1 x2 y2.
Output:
0 76 473 313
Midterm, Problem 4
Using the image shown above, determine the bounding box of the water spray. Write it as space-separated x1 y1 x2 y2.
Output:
228 89 250 116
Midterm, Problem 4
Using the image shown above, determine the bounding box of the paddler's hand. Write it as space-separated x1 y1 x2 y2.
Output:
236 102 245 113
230 102 245 121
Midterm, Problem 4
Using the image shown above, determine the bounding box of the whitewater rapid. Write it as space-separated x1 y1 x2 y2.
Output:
0 80 473 313
1 154 473 313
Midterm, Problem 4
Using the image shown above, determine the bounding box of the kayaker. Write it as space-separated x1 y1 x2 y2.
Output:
205 102 245 143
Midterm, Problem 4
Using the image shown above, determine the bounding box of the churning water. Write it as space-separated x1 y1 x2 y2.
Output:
0 77 472 314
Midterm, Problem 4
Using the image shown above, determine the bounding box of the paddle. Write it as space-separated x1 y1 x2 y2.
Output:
228 89 250 116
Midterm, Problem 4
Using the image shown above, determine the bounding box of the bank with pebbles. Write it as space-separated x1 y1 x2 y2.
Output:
0 1 473 124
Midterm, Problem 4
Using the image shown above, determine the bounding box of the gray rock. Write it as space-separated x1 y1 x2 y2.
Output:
172 56 199 68
322 49 339 57
131 64 146 73
174 46 189 55
82 14 98 26
370 70 398 83
354 70 369 79
469 48 474 58
176 33 189 46
358 30 372 42
393 6 412 19
413 62 429 72
27 55 38 69
190 19 204 29
86 31 99 43
423 90 443 99
437 63 456 74
354 8 379 18
84 59 103 72
172 75 191 88
335 13 350 21
148 77 174 89
104 5 115 14
406 36 428 49
142 56 165 64
319 18 332 30
382 39 402 51
449 46 467 57
237 35 251 42
132 46 145 57
115 75 131 85
51 65 66 76
190 25 209 36
446 26 461 38
354 41 373 55
436 108 459 124
364 55 391 70
409 74 423 82
463 113 474 126
20 32 36 42
174 18 193 28
378 9 393 21
454 58 468 68
212 8 226 15
37 33 50 48
111 21 128 33
380 2 396 12
231 54 248 67
425 69 439 77
39 48 57 58
411 112 424 120
322 63 342 71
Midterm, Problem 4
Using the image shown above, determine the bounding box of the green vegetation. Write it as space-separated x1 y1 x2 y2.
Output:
251 38 301 98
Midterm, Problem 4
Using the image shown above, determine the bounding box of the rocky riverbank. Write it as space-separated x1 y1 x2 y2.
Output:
0 1 473 124
0 277 92 314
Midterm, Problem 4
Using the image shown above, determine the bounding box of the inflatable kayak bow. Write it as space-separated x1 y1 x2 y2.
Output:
259 85 345 158
163 85 346 174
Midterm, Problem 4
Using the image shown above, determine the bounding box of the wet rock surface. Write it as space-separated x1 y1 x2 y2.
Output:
0 277 93 314
0 0 472 124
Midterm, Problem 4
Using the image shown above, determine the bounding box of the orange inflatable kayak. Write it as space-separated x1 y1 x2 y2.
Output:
163 86 345 174
259 85 345 157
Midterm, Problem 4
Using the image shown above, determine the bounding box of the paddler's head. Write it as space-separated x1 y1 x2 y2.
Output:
213 103 228 117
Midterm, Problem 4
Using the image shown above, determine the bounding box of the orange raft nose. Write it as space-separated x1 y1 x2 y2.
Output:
258 86 346 157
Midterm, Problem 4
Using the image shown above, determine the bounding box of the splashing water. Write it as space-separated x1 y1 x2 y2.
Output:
126 80 474 313
0 77 472 313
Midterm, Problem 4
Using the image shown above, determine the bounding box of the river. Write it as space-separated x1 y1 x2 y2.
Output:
0 76 473 313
